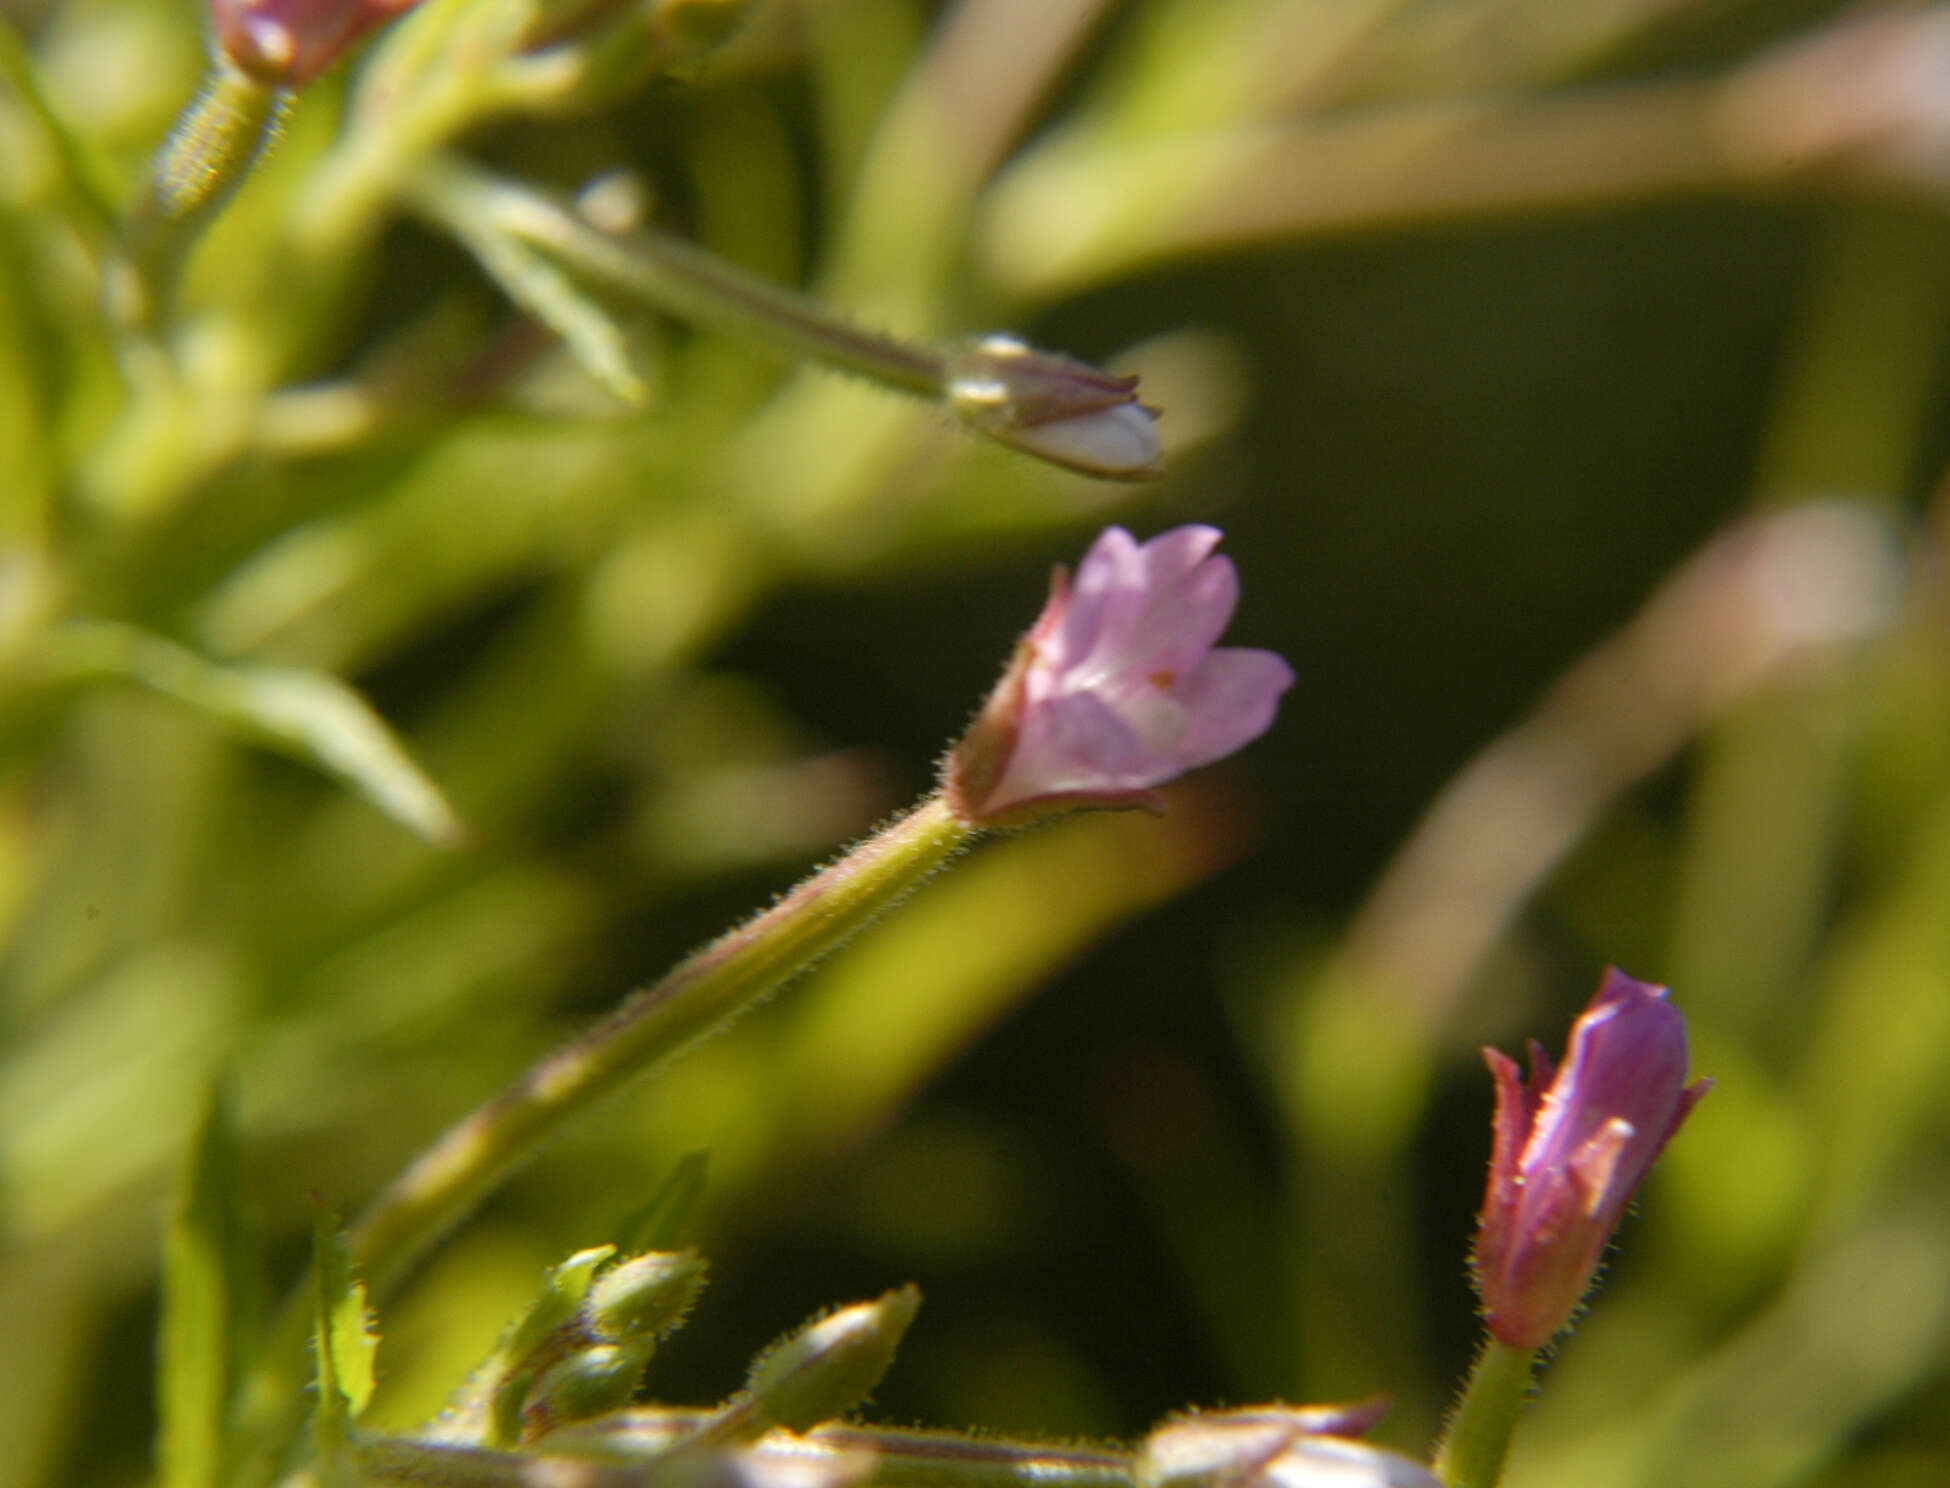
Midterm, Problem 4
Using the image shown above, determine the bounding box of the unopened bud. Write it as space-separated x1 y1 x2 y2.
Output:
506 1245 615 1359
519 1339 657 1437
744 1287 920 1431
1473 969 1709 1351
946 336 1162 481
474 1246 617 1445
211 0 419 87
589 1249 708 1341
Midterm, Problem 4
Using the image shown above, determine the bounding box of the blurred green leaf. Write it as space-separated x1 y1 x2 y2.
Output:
418 161 651 406
312 1212 379 1460
157 1078 250 1488
617 1149 711 1253
40 618 463 846
0 15 119 247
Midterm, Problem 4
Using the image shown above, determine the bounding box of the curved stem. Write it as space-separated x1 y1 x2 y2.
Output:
357 794 975 1296
409 157 947 398
239 796 981 1481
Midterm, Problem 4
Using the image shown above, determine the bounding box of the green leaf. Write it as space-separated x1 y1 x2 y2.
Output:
41 618 464 846
311 1212 379 1463
0 15 119 247
417 162 650 406
158 1080 249 1488
616 1149 710 1253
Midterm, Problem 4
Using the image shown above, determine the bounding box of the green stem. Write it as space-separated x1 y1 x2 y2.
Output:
1433 1338 1535 1488
126 61 285 307
357 794 975 1294
408 156 948 397
356 1435 647 1486
356 1416 1136 1488
239 796 980 1480
815 1424 1134 1488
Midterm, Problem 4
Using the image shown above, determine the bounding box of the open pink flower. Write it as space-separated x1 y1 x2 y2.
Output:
945 526 1293 824
1474 968 1712 1351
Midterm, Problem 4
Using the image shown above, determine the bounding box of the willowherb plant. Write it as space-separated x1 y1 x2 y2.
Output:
168 520 1698 1488
26 0 1943 1485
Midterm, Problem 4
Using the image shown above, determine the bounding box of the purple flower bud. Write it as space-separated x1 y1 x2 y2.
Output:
944 526 1293 825
211 0 419 87
1473 968 1711 1350
945 336 1163 480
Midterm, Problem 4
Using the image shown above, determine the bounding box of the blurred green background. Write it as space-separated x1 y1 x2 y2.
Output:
5 0 1950 1484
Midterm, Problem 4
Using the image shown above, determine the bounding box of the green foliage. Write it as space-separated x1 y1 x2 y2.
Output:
159 1080 257 1488
310 1214 378 1465
39 619 463 846
615 1150 710 1254
6 1 1950 1486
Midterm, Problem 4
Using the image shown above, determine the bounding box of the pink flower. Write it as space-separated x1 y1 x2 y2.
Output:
945 526 1293 824
1473 968 1712 1351
212 0 419 87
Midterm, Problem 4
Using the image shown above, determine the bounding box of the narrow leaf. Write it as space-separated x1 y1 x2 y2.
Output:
617 1150 710 1253
43 618 464 846
423 170 650 405
0 16 119 246
311 1212 379 1458
158 1080 246 1488
476 228 651 405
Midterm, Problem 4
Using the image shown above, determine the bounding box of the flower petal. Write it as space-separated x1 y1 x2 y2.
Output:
1164 648 1297 768
1124 545 1240 679
984 692 1155 813
1048 526 1146 679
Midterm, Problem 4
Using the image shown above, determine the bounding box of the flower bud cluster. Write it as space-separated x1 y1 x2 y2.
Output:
436 1244 707 1446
